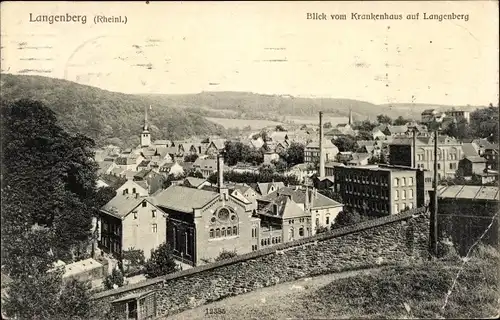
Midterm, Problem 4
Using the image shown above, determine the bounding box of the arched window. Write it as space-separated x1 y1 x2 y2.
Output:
394 178 399 186
289 228 294 241
394 204 399 213
299 226 304 237
233 226 238 235
401 178 406 186
402 190 406 199
216 228 221 238
394 190 399 200
227 227 232 236
221 227 226 237
209 229 214 238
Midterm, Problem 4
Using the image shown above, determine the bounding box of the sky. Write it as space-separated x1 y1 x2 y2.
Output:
1 1 498 106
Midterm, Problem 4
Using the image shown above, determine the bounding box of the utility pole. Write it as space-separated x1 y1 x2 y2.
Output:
431 127 439 256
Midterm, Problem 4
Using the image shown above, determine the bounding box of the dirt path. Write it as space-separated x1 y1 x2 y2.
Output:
163 267 382 320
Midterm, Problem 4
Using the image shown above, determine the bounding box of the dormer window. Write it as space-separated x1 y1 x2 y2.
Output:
142 201 147 207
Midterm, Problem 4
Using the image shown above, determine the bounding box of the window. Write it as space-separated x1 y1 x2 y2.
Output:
409 189 414 199
326 216 330 225
272 237 275 244
394 190 399 200
402 190 406 200
216 228 221 237
152 210 156 218
394 204 399 213
133 211 138 219
401 178 406 186
261 239 264 246
437 163 441 170
142 201 147 207
233 226 238 235
172 227 177 250
449 163 454 170
409 202 414 209
152 223 157 233
408 177 413 186
209 229 214 238
227 227 232 236
221 227 226 237
394 178 399 186
299 227 304 237
132 188 136 193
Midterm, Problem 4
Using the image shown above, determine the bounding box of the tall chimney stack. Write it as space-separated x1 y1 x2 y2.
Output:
319 111 326 178
217 153 224 190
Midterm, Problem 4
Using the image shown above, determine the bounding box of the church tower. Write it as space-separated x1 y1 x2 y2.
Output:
141 105 151 147
348 108 353 126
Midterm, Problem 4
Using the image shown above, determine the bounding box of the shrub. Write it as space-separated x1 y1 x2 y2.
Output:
214 249 237 262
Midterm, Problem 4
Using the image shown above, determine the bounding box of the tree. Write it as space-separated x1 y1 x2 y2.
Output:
144 242 178 278
95 186 117 208
187 169 204 178
356 130 373 141
122 248 146 275
275 125 287 132
377 114 392 124
282 142 305 166
184 153 199 162
1 99 99 265
214 249 237 261
323 122 332 129
470 105 499 142
271 158 288 173
393 116 409 126
332 210 363 229
57 278 94 319
353 120 377 132
103 267 124 290
333 136 357 152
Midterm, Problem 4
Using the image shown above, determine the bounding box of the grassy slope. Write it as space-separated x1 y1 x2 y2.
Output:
168 246 499 320
0 74 226 147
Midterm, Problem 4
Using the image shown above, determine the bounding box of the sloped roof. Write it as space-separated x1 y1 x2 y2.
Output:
209 139 226 149
259 195 306 219
101 194 150 218
262 186 343 209
134 169 151 179
154 185 219 213
193 158 217 170
184 177 207 188
257 181 286 195
465 156 487 163
438 185 499 201
305 139 338 149
63 258 103 278
461 143 479 157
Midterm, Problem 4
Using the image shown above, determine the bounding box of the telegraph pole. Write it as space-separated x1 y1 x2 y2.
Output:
431 127 439 256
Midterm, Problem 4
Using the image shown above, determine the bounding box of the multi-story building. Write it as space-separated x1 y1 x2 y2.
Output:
388 135 463 180
153 156 259 266
304 139 339 164
421 109 446 124
444 110 470 123
333 164 432 217
98 193 167 260
258 186 344 237
192 157 218 178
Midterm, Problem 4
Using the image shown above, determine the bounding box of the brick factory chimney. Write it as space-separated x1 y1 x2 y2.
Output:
217 153 228 199
319 111 326 178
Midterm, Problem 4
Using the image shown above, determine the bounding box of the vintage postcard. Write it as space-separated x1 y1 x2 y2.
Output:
1 1 499 319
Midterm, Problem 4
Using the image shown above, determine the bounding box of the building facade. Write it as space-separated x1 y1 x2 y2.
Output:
333 164 432 217
304 139 339 164
388 136 463 180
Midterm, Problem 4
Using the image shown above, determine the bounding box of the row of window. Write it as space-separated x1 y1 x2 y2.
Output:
394 189 414 201
132 209 157 219
287 217 311 225
209 226 239 239
345 198 389 213
416 162 457 170
102 222 120 235
416 153 458 161
344 184 389 198
261 236 282 247
344 174 389 185
393 177 414 187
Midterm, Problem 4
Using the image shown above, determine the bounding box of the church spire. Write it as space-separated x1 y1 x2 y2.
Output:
141 105 151 147
348 108 353 125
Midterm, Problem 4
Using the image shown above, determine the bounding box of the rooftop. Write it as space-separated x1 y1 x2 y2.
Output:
438 185 499 201
101 194 149 218
154 185 219 213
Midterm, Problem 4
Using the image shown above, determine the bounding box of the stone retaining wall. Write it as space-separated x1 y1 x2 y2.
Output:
92 207 430 317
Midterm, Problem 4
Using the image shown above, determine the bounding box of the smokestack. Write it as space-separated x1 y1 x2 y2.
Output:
319 111 326 178
217 153 224 190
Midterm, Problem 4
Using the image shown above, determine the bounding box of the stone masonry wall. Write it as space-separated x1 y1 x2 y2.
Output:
92 207 430 317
